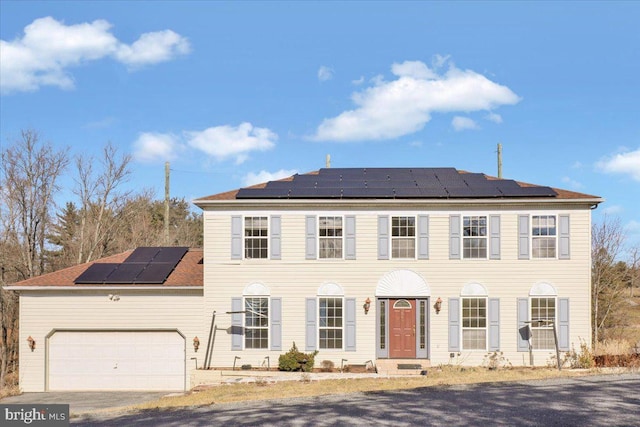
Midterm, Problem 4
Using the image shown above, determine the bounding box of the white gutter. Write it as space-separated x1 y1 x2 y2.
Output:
194 197 605 209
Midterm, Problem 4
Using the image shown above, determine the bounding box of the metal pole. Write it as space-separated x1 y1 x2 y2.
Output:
552 322 561 371
497 143 503 178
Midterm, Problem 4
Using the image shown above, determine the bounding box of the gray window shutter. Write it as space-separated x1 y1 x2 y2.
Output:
418 215 429 260
231 297 243 351
559 215 570 259
448 298 460 352
378 216 389 260
558 298 570 351
231 216 242 260
270 216 281 260
490 215 501 260
517 298 530 352
271 297 282 351
449 215 461 259
345 298 356 351
305 298 317 351
345 216 356 260
488 298 500 351
305 216 317 260
376 299 388 358
518 215 530 259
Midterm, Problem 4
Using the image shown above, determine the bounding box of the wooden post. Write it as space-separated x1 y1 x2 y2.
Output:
497 143 503 178
164 162 170 245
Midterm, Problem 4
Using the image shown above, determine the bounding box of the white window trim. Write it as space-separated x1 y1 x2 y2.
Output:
390 215 417 260
243 296 270 350
317 215 345 260
530 214 558 260
461 296 488 351
461 214 489 260
243 215 269 260
317 295 345 351
529 296 557 351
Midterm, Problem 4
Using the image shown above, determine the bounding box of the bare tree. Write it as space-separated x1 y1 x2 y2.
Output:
591 216 628 346
74 143 132 263
0 129 68 387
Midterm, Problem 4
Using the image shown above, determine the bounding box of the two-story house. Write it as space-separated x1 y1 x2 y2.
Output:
193 167 602 372
10 167 602 392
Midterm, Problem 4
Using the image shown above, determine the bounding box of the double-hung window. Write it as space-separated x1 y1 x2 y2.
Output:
532 215 556 258
319 297 343 349
244 216 268 259
391 216 415 258
462 297 487 350
244 297 269 349
531 297 555 350
319 216 343 259
463 216 487 259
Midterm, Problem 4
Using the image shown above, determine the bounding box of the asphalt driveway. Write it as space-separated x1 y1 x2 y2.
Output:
68 372 640 426
0 391 173 413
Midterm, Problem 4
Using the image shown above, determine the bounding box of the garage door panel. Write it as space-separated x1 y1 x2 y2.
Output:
49 331 185 391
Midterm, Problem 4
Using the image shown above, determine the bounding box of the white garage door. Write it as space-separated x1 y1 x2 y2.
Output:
48 331 185 391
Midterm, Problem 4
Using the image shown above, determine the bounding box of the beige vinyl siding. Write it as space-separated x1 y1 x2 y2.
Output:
202 207 592 368
19 289 202 392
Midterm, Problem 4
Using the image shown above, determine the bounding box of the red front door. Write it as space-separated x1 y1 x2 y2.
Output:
389 299 416 358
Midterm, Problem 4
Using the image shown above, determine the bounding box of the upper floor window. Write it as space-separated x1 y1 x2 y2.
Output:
392 216 415 259
532 215 556 258
462 297 487 350
245 216 268 259
319 216 343 259
531 297 555 350
463 216 487 259
244 297 269 349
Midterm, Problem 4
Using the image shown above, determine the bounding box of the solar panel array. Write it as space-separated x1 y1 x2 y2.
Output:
236 168 557 199
74 247 189 284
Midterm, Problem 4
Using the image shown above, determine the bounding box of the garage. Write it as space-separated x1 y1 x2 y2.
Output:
48 331 185 391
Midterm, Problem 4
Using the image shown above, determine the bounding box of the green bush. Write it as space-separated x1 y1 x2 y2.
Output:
278 342 318 372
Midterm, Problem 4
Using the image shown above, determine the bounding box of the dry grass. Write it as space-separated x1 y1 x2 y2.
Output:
129 366 599 412
0 371 20 399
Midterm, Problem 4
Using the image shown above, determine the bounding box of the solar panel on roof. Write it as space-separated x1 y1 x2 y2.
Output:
105 263 146 283
134 263 176 284
74 263 119 284
124 247 161 263
152 247 188 263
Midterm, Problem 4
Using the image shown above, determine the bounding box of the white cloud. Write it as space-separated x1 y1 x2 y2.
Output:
596 147 640 181
572 161 583 169
602 205 623 215
133 132 180 163
311 58 520 141
452 116 480 131
352 76 365 85
1 16 190 93
485 112 503 124
432 54 451 68
115 30 190 69
318 66 334 82
561 176 584 190
186 122 277 164
243 169 298 186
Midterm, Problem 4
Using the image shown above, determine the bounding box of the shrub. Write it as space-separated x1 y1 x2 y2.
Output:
278 342 319 372
320 360 335 372
482 351 512 370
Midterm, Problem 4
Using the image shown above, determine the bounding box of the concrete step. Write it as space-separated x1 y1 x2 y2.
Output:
375 359 430 376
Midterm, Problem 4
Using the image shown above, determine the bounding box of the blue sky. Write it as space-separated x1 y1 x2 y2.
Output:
1 1 639 247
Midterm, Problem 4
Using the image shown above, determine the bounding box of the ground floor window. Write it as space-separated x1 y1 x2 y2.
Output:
531 297 555 349
319 297 343 349
462 297 487 350
244 297 269 349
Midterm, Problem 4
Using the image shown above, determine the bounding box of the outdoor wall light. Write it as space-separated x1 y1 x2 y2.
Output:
434 297 443 314
193 336 200 352
363 298 371 314
27 336 36 352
